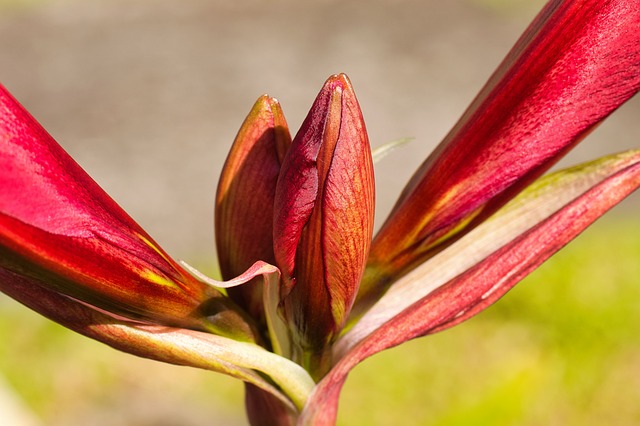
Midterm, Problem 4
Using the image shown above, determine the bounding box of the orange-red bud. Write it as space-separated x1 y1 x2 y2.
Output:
216 95 291 325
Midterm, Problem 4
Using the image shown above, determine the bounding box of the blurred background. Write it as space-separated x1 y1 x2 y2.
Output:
0 0 639 425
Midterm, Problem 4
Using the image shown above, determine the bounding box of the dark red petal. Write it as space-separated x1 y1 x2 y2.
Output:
360 0 640 314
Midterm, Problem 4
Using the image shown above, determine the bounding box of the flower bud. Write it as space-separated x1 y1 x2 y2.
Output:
216 95 291 326
273 74 375 367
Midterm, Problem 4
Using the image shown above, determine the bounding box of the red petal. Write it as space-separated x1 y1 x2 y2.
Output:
302 149 640 425
361 0 640 312
0 84 254 338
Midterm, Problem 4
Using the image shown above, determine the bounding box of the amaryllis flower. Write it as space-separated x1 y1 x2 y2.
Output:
1 0 640 425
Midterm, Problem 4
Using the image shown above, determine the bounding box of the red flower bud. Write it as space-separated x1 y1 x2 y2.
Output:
273 74 375 369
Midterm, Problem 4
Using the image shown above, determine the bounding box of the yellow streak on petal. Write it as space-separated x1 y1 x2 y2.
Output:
419 204 484 252
139 269 180 289
134 232 182 290
136 232 172 263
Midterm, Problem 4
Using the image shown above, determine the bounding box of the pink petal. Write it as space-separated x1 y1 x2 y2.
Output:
0 267 314 412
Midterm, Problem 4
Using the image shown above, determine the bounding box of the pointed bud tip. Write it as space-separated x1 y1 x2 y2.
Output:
255 94 282 109
250 95 284 121
323 73 354 94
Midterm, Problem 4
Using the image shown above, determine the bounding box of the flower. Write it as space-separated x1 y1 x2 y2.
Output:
1 0 639 425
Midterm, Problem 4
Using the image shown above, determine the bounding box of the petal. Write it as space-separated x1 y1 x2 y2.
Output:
273 74 375 366
0 267 314 412
0 83 255 340
357 0 640 315
300 149 640 425
215 95 291 321
341 149 640 353
182 260 291 358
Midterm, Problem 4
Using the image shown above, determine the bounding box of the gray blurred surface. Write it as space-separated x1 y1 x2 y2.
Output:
1 0 638 263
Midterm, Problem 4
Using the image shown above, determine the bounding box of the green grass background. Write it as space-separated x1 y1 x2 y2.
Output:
1 214 639 425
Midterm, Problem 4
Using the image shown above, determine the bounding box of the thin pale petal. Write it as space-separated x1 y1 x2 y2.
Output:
0 267 314 412
370 137 412 164
182 259 292 357
300 150 640 425
359 0 640 313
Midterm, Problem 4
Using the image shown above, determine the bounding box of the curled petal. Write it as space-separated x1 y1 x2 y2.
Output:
0 268 314 412
182 260 291 358
357 0 640 316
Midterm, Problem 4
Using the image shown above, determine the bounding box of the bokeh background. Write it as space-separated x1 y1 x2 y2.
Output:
1 0 639 425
